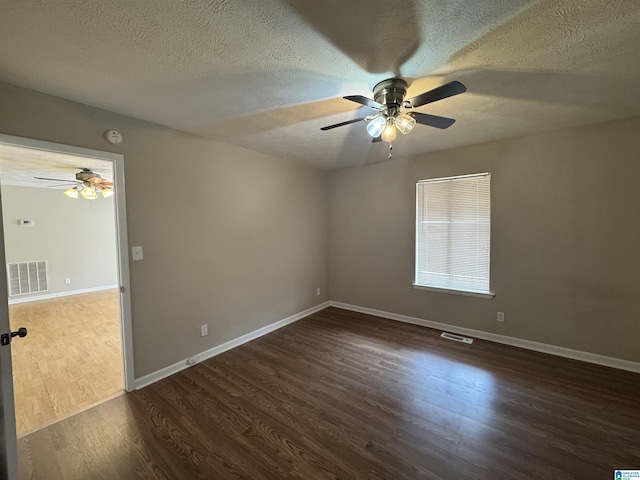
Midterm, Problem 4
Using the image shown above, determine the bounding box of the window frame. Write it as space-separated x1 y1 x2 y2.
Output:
413 172 495 299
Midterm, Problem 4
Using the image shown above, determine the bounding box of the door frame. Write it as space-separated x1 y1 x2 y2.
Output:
0 133 135 391
0 216 18 480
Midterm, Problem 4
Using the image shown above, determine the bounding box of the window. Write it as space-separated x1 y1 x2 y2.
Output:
414 173 493 298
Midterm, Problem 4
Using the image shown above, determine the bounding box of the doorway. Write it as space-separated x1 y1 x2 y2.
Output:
0 134 134 438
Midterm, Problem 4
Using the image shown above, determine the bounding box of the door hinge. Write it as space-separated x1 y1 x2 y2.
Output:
120 286 125 293
1 334 10 346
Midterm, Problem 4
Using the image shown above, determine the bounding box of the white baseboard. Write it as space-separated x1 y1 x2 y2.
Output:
134 301 331 390
8 284 119 304
134 299 640 390
330 301 640 374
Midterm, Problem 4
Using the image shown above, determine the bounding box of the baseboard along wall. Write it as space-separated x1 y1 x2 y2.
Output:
134 301 331 390
330 301 640 375
8 284 119 305
134 299 640 390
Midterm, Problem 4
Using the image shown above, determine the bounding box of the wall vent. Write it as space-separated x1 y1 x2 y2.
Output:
440 332 473 344
7 260 49 296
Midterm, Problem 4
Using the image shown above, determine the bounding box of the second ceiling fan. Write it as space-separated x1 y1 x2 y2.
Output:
321 78 466 143
34 168 114 199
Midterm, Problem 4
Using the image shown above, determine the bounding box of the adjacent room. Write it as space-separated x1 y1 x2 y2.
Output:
0 1 639 479
0 153 124 437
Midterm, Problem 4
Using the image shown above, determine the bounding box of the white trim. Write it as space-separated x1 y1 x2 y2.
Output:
417 171 490 184
134 301 331 390
0 133 135 392
7 284 118 304
329 301 640 374
412 284 495 299
110 143 136 393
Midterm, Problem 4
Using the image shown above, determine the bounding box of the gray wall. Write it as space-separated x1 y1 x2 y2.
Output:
1 186 118 297
2 79 637 375
0 82 329 378
329 116 640 363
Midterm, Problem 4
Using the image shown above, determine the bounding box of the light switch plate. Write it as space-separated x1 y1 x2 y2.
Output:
131 246 144 261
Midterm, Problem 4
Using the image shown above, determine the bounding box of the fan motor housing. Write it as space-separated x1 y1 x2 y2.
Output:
373 78 408 107
76 169 102 183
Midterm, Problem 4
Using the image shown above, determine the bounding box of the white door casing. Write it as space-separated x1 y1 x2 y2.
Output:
0 187 18 480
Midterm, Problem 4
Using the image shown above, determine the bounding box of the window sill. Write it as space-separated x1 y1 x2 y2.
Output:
412 284 495 299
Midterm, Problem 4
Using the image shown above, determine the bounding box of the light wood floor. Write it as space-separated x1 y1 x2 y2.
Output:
17 307 640 479
9 289 123 436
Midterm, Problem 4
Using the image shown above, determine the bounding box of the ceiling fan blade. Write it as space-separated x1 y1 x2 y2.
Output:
34 176 79 183
320 117 367 131
404 81 467 108
343 95 383 109
46 183 78 187
411 112 456 129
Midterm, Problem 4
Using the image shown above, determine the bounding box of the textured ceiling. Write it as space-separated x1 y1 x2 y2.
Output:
0 144 112 189
1 0 640 169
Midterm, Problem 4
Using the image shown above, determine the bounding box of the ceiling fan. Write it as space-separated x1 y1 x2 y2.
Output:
320 78 466 143
34 168 114 199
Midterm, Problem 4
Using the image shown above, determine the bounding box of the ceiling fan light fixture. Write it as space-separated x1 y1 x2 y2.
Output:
321 78 466 148
395 113 416 134
381 118 397 143
101 188 114 198
366 116 386 138
81 185 98 200
64 187 79 199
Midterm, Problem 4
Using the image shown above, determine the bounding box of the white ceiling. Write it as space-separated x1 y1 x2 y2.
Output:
1 0 640 170
0 143 112 189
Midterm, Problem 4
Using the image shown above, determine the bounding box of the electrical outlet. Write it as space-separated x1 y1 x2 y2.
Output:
64 278 71 285
497 312 505 322
200 324 208 337
186 357 196 366
316 288 321 296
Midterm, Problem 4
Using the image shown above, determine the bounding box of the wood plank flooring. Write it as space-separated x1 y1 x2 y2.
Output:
17 307 640 479
9 289 124 436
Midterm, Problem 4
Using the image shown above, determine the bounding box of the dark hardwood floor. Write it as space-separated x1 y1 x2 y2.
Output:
17 307 640 479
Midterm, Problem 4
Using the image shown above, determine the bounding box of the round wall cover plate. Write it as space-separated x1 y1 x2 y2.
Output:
104 130 123 145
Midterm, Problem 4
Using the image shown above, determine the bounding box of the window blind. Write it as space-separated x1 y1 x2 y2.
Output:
415 173 491 294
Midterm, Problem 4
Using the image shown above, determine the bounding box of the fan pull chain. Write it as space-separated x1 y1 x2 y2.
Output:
388 143 393 159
